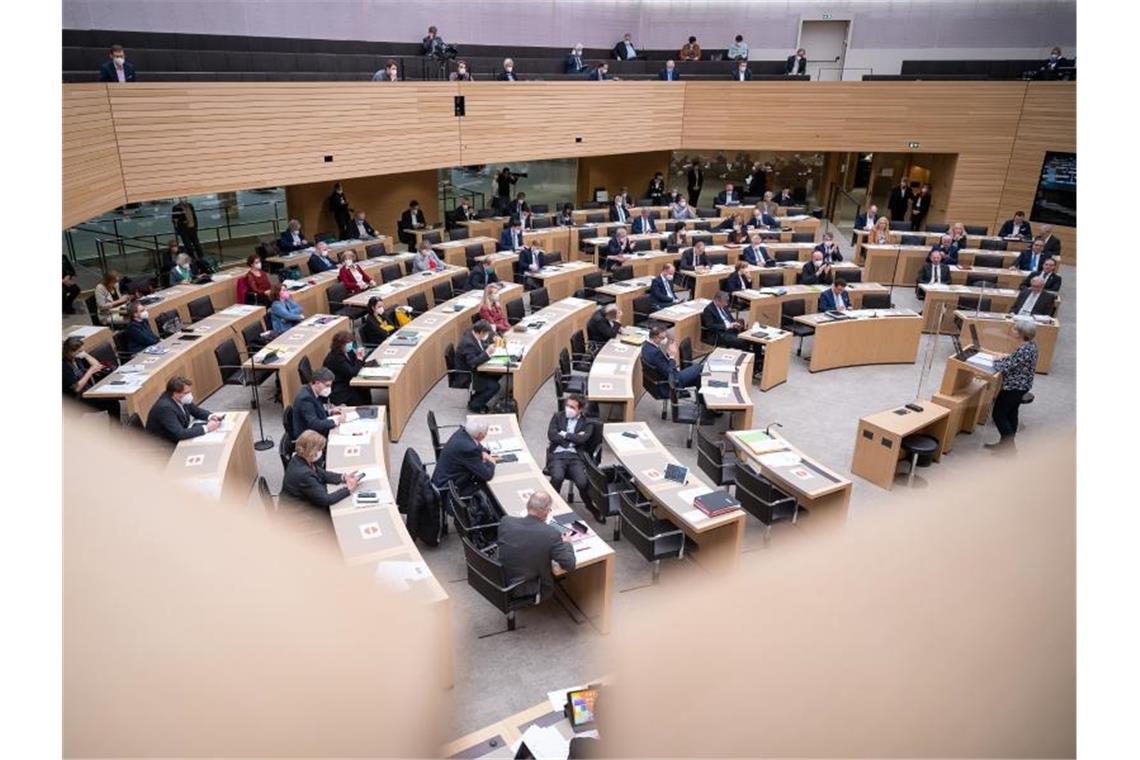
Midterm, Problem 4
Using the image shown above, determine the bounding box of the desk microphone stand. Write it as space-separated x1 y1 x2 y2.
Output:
228 323 274 451
886 243 903 303
915 302 947 402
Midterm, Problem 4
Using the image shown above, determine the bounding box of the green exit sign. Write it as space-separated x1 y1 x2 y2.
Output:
822 13 833 19
907 141 921 149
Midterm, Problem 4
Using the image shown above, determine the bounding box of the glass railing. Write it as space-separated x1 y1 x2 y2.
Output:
827 183 862 230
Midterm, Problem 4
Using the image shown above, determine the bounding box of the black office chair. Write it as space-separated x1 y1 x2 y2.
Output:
577 226 598 253
448 482 501 547
279 404 296 468
545 252 562 265
426 410 460 461
505 298 525 326
966 273 998 287
364 242 388 258
406 292 429 317
893 220 913 231
692 220 711 231
423 231 443 246
241 319 270 355
775 250 798 263
790 232 814 243
979 239 1008 251
956 295 992 312
735 463 799 540
111 331 134 361
558 348 587 395
926 223 950 234
187 296 215 322
707 253 728 267
528 287 550 311
964 225 988 235
842 269 863 283
380 263 402 282
860 292 893 309
631 238 653 252
88 341 119 371
678 337 694 370
327 282 365 320
213 338 273 404
758 231 781 241
584 455 630 535
696 427 738 487
443 343 475 404
581 271 614 306
450 269 469 292
464 243 486 266
669 375 710 448
632 295 659 327
152 309 181 338
432 281 454 304
699 321 721 351
900 234 926 246
611 264 634 282
781 299 815 356
449 226 470 241
617 481 685 586
569 331 593 368
83 295 101 326
973 253 1006 269
531 217 552 230
640 360 671 420
756 269 784 288
298 355 314 386
462 537 539 636
552 367 574 413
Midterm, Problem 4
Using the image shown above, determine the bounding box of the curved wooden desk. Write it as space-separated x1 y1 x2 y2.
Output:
342 263 463 310
792 308 923 372
478 297 595 419
266 236 397 275
527 261 599 301
251 313 350 405
84 304 266 420
433 236 496 267
602 249 676 278
472 413 615 634
603 421 746 572
855 230 1020 263
918 284 1019 333
165 410 256 503
732 282 891 326
350 284 523 441
949 264 1032 289
130 271 242 333
283 253 414 316
699 348 754 429
649 298 710 350
586 337 644 422
593 276 653 325
325 406 453 688
63 324 113 353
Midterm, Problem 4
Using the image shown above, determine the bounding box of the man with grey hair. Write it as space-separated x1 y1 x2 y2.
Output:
431 418 496 497
565 43 588 75
497 491 577 600
986 317 1038 450
1011 276 1056 316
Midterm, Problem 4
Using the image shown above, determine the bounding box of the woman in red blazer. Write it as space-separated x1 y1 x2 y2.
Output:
337 250 375 295
243 254 273 305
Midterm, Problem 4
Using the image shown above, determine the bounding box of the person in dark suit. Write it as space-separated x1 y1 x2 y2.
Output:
1016 239 1049 273
495 167 521 206
508 193 530 220
1037 47 1072 79
591 63 611 81
499 218 525 251
282 430 358 511
322 331 369 406
62 255 80 314
641 324 702 388
1025 256 1062 291
854 205 880 232
171 198 205 260
632 209 658 234
469 260 500 290
98 45 136 82
360 296 396 348
587 304 622 343
775 187 796 207
785 48 807 75
430 419 497 497
291 368 347 439
349 211 377 240
998 211 1032 239
814 232 843 262
1011 277 1056 316
732 61 753 81
565 44 588 75
658 60 681 81
123 300 159 355
799 251 833 286
498 58 518 81
748 207 778 229
701 292 751 351
606 227 635 269
609 193 631 223
646 173 667 205
887 180 913 222
910 185 932 230
648 264 683 309
686 160 704 205
306 241 336 274
144 376 220 444
613 33 638 60
422 26 445 56
723 262 753 293
516 243 545 278
278 219 309 253
457 321 500 413
545 395 595 510
746 162 768 198
714 183 740 206
927 235 960 265
680 241 710 270
328 183 352 239
741 233 774 267
916 249 951 299
449 198 475 230
496 491 576 600
399 200 427 247
818 279 852 312
1038 225 1062 257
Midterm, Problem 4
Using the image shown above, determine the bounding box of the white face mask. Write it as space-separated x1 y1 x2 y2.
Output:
565 407 579 420
113 56 125 66
319 385 332 398
178 392 194 405
252 261 261 270
344 257 354 265
139 310 149 320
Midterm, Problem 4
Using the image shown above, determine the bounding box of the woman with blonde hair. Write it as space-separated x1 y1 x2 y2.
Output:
479 283 510 334
94 271 131 325
870 216 892 245
949 221 969 251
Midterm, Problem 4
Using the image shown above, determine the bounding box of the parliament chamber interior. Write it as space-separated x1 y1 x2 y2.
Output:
52 1 1091 757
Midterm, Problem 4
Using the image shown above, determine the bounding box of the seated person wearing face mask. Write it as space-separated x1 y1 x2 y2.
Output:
144 376 221 445
545 394 595 513
360 295 397 347
641 324 703 388
290 368 348 438
123 300 160 355
323 331 369 406
308 242 337 274
243 254 273 306
648 263 683 309
469 259 500 290
479 284 511 334
281 430 360 513
587 304 622 343
337 250 375 295
680 241 710 270
269 285 305 334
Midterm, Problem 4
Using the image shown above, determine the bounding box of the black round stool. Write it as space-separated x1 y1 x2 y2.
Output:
1020 392 1035 405
901 434 941 486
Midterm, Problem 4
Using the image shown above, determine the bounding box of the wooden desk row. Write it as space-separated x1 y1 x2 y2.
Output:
165 410 258 503
863 243 1032 286
792 309 923 373
252 313 351 406
265 236 397 275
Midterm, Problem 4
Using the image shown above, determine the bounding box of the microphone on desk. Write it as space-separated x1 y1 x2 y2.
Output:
764 421 783 436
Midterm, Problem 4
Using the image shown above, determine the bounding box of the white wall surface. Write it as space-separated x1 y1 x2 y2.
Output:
63 0 1076 76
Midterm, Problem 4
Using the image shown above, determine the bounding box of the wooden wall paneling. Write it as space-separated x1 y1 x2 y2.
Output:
284 170 441 244
63 85 127 229
576 151 672 206
105 83 462 201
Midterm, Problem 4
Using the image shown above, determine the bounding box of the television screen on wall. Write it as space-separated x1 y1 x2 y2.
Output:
1030 151 1076 227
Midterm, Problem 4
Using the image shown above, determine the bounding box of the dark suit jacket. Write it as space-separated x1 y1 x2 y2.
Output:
545 412 594 460
632 216 657 234
785 55 806 75
350 219 376 238
888 187 913 216
1016 249 1050 272
591 68 609 81
497 514 576 599
278 230 308 253
456 330 491 374
927 243 960 265
731 68 753 81
564 54 586 74
818 288 852 311
813 243 844 262
281 455 349 510
723 272 752 293
800 261 833 286
99 59 137 82
918 262 951 285
687 167 703 191
910 192 931 216
640 339 680 382
647 274 679 308
657 68 681 81
747 171 767 197
516 247 544 274
1041 235 1062 257
606 237 633 260
1011 288 1056 316
400 209 426 237
587 311 621 343
508 200 530 219
679 248 709 270
748 213 778 228
499 227 524 251
609 203 631 223
613 41 637 60
776 193 795 206
714 190 740 205
1024 271 1062 292
361 313 394 347
308 252 336 274
702 301 740 335
291 385 335 437
998 219 1033 239
430 428 495 496
740 244 773 266
468 266 499 290
145 393 209 443
323 348 365 405
854 211 879 230
497 71 518 81
124 319 159 355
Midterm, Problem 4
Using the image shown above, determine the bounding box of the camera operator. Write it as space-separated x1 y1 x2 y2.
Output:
422 25 457 59
495 167 527 210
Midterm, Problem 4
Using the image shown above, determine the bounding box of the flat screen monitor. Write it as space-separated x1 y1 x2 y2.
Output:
1030 151 1076 227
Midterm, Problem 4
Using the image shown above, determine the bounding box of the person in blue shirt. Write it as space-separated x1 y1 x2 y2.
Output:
269 286 305 334
647 263 683 309
307 241 336 274
640 324 701 388
123 300 160 355
499 218 525 251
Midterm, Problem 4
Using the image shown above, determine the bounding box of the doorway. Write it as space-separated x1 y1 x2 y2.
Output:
798 19 849 81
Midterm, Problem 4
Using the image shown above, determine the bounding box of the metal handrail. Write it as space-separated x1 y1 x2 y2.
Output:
826 182 863 224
